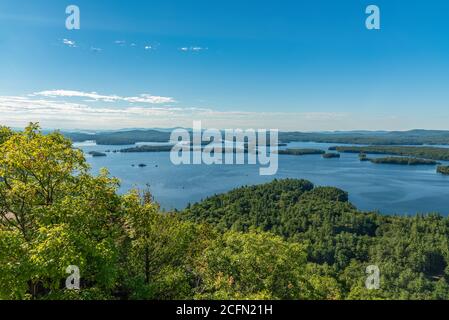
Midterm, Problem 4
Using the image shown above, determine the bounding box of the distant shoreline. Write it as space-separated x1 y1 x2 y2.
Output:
66 129 449 146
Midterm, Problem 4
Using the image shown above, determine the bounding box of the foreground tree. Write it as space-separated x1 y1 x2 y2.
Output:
0 124 122 299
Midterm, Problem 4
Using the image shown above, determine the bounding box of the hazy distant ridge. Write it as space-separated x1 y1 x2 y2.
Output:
62 128 449 146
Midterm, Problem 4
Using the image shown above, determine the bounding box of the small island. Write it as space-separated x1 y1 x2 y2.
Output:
370 157 439 165
322 153 340 159
120 145 174 153
120 144 271 154
359 153 369 161
437 165 449 175
277 148 325 156
332 145 449 161
88 151 107 157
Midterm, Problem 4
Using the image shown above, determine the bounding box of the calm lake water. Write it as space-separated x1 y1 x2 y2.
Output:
75 141 449 215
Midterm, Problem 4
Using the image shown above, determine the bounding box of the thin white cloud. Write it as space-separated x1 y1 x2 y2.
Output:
0 93 357 130
33 90 176 104
62 39 76 48
125 94 175 104
191 47 206 52
179 46 208 52
90 47 103 53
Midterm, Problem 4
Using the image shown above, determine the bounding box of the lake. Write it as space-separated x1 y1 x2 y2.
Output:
75 141 449 215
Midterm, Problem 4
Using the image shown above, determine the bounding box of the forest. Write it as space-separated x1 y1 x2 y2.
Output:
279 130 449 145
276 148 325 156
64 129 171 145
437 166 449 175
62 129 449 146
322 153 341 159
369 157 439 165
332 145 449 161
2 124 449 300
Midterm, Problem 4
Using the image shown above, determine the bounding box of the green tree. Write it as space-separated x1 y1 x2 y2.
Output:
194 229 312 300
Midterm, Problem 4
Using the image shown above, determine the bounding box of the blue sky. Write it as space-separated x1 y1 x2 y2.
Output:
0 0 448 130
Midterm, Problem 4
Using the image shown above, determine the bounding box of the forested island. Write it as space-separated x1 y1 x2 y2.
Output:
322 153 340 159
279 129 449 145
2 124 449 300
64 129 449 146
88 151 107 157
359 153 369 161
120 144 249 154
120 145 174 153
331 145 449 161
277 148 325 156
369 157 439 165
64 129 171 145
437 165 449 175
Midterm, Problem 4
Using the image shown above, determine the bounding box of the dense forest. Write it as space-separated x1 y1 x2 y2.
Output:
369 157 439 165
277 148 325 156
183 180 449 299
64 129 171 145
2 124 449 300
279 130 449 145
331 145 449 161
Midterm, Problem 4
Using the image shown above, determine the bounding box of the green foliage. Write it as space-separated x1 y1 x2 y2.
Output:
0 126 14 145
2 123 449 300
333 145 449 161
277 148 325 156
437 165 449 175
120 145 173 153
194 229 311 300
0 124 120 299
0 229 31 299
183 179 449 300
370 157 438 165
301 186 348 202
182 179 314 233
64 129 171 145
121 191 215 299
280 130 449 145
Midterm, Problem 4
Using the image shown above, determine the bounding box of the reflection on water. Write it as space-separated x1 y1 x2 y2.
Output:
75 141 449 215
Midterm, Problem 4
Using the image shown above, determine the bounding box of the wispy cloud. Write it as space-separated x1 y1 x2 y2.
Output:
114 40 126 46
62 39 76 48
32 90 176 104
0 92 357 130
179 46 208 52
90 47 103 53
